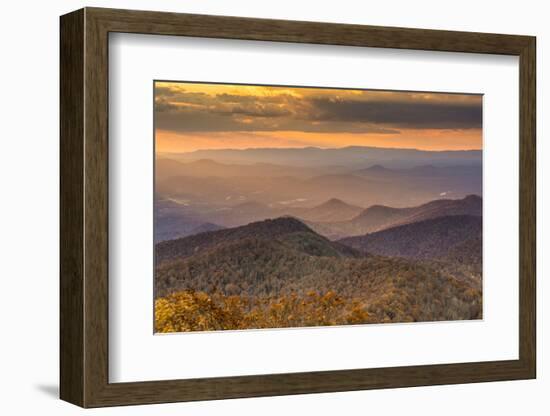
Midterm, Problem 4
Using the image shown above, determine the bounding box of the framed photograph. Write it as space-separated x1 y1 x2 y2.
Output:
60 7 536 408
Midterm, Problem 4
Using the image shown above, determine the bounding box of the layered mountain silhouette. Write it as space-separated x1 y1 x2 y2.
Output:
156 157 328 181
307 194 481 240
357 164 481 178
290 198 363 222
156 193 482 242
155 154 481 216
163 146 481 169
155 197 365 239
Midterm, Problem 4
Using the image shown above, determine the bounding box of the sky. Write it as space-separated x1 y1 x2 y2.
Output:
155 81 482 153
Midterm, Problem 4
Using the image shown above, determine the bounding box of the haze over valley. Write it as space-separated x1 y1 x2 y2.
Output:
155 146 481 241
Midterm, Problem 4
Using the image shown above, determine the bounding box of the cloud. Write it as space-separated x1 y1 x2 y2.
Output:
156 109 399 134
212 103 292 118
309 97 482 129
154 82 482 134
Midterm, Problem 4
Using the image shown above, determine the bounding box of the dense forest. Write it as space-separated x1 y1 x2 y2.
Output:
338 215 482 260
155 216 482 332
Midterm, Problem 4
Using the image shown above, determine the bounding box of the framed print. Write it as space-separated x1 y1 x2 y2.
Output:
60 7 536 408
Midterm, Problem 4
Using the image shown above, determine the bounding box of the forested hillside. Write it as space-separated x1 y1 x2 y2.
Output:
155 216 482 332
338 215 482 260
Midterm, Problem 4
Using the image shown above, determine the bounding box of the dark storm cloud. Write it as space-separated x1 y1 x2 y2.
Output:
155 108 399 134
212 103 292 118
309 98 482 129
155 83 482 134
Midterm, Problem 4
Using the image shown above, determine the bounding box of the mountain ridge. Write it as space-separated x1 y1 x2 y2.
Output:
161 146 482 169
155 215 483 325
156 216 359 263
338 214 482 261
307 194 482 239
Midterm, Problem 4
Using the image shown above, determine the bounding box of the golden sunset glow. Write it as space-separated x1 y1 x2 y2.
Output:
155 81 482 153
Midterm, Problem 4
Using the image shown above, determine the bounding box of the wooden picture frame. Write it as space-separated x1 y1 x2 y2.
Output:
60 7 536 408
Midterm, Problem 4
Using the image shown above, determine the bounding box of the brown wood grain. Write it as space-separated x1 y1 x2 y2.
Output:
59 8 84 407
518 38 537 376
60 7 537 408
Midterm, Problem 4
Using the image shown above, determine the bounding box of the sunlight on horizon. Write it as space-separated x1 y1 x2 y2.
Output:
155 81 482 153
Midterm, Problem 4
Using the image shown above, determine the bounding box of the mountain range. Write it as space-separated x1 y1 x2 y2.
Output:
155 215 482 324
156 158 333 181
155 192 481 242
306 194 481 239
160 146 481 169
155 154 482 241
155 157 481 209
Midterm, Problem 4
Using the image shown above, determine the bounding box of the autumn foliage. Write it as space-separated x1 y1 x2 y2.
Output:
155 290 373 333
154 217 482 332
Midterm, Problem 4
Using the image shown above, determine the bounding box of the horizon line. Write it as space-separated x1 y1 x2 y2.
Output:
157 144 482 155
